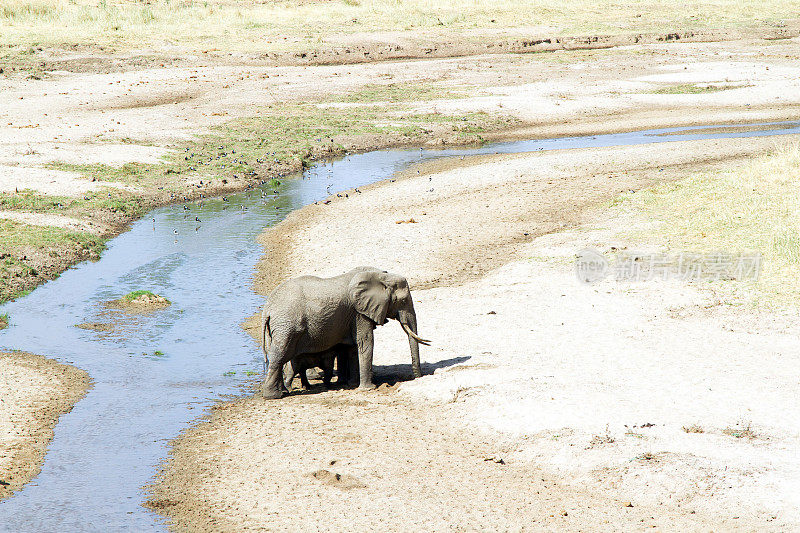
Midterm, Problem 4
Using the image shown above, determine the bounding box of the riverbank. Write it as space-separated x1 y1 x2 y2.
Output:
0 351 90 501
148 126 800 529
3 34 800 303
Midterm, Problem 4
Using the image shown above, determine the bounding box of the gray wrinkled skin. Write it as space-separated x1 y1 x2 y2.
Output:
282 348 338 390
261 267 424 399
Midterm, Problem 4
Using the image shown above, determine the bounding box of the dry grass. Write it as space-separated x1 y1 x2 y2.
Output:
615 142 800 307
647 83 747 94
723 422 757 439
1 0 797 53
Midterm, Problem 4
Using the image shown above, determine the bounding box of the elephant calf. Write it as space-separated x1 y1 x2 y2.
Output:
283 350 337 390
261 266 430 399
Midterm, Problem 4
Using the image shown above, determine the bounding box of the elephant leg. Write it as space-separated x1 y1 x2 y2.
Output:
263 361 285 399
342 345 359 388
355 315 376 390
321 353 335 388
283 360 296 391
298 363 311 389
262 334 295 399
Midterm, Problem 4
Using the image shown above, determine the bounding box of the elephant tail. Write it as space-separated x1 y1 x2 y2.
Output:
261 313 271 367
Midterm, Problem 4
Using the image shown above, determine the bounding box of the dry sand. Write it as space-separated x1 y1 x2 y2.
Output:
149 130 800 530
0 351 90 501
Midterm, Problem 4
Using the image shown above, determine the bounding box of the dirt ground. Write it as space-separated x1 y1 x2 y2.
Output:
0 351 90 501
2 28 800 529
146 391 766 532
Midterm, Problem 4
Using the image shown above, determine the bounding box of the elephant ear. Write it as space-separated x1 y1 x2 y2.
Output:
348 271 390 325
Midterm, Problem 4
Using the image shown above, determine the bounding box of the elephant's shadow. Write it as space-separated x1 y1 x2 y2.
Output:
373 356 471 386
286 356 471 395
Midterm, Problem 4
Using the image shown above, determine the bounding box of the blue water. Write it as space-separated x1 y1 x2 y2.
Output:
0 120 798 531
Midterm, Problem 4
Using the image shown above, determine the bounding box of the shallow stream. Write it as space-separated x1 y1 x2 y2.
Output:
1 120 799 531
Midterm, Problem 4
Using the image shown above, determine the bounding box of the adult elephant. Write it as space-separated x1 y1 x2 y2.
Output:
260 267 430 399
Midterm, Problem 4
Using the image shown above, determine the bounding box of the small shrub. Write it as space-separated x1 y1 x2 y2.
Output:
723 423 757 439
123 290 169 303
588 424 615 446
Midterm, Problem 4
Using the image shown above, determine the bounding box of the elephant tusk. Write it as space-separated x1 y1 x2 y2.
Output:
402 322 431 346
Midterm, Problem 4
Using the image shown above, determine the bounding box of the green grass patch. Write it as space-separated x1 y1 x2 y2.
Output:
46 162 158 186
123 290 169 303
39 104 509 197
0 313 8 330
611 142 800 307
0 219 105 253
648 83 745 94
176 104 507 180
0 220 105 303
0 190 75 212
0 188 147 219
340 82 470 103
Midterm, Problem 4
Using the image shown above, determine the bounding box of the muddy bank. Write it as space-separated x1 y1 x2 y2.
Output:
257 22 800 67
0 351 90 500
9 21 800 74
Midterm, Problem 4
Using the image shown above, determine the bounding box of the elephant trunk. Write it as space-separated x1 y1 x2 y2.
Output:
399 307 425 379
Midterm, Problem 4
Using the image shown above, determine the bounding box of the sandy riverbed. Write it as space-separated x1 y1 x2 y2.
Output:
0 351 90 501
148 125 800 530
